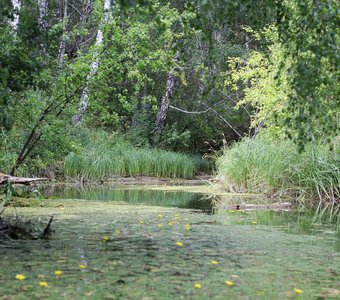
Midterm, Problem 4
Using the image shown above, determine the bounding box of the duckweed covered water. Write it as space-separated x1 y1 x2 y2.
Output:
0 188 339 300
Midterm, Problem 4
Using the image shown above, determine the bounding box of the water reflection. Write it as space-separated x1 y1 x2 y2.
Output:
41 185 215 213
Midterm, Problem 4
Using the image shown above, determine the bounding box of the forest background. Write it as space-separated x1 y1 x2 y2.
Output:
0 0 339 214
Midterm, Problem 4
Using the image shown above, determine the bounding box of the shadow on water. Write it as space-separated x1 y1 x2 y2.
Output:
41 185 215 213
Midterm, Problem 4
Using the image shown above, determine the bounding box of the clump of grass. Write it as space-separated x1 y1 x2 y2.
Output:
217 138 339 220
217 138 296 193
64 136 209 180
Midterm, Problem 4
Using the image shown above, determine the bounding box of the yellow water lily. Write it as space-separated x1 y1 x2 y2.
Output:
184 224 191 231
194 283 202 289
15 274 25 280
79 264 87 269
168 222 174 227
102 236 109 242
114 230 121 235
158 214 163 219
228 210 235 213
294 288 303 294
211 260 218 265
54 270 62 276
39 281 48 287
157 224 163 229
139 220 144 224
176 241 183 247
225 280 234 286
252 221 257 225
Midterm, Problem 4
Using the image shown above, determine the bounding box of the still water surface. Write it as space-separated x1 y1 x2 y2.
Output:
0 185 339 299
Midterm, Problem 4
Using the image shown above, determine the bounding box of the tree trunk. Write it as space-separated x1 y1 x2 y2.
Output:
37 0 48 56
10 0 21 30
152 53 180 145
58 0 68 65
73 0 111 123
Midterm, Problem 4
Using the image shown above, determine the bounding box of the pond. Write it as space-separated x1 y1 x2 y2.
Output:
0 185 339 299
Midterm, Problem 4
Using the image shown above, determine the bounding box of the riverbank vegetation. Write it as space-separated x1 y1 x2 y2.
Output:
217 138 339 221
63 131 210 180
0 0 339 216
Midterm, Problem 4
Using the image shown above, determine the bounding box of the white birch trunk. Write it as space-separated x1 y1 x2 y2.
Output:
37 0 48 55
73 0 111 123
10 0 21 30
58 0 68 65
152 53 180 145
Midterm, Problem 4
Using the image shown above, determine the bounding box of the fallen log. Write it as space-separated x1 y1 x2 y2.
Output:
0 173 50 185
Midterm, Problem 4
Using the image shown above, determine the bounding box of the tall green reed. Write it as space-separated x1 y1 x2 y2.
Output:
64 139 209 180
217 138 339 221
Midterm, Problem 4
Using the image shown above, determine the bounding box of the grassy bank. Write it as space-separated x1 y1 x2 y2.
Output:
217 138 339 220
64 137 209 180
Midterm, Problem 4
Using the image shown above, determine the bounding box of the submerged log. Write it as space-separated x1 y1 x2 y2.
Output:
218 202 293 211
0 173 49 185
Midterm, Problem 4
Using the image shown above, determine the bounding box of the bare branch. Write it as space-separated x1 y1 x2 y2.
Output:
202 103 242 138
169 105 210 114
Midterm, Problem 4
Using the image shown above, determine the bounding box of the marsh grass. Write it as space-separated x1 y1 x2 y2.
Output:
64 138 209 180
217 138 339 220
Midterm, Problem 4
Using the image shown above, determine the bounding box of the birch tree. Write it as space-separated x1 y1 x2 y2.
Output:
37 0 48 55
73 0 112 123
58 0 68 65
152 53 180 145
10 0 21 30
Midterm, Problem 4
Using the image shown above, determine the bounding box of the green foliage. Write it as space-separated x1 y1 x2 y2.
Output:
227 23 339 148
157 124 191 152
226 27 290 137
277 0 339 148
83 1 195 130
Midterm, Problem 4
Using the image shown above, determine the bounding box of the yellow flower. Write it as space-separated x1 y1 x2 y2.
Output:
211 260 218 265
225 280 234 286
157 224 163 229
168 222 174 227
139 220 144 224
79 264 87 269
294 288 303 294
194 283 202 289
158 214 163 219
228 210 235 213
252 221 257 225
114 230 121 235
184 224 191 231
176 241 183 247
15 274 25 280
184 218 189 221
54 270 62 276
39 281 48 287
102 236 109 242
